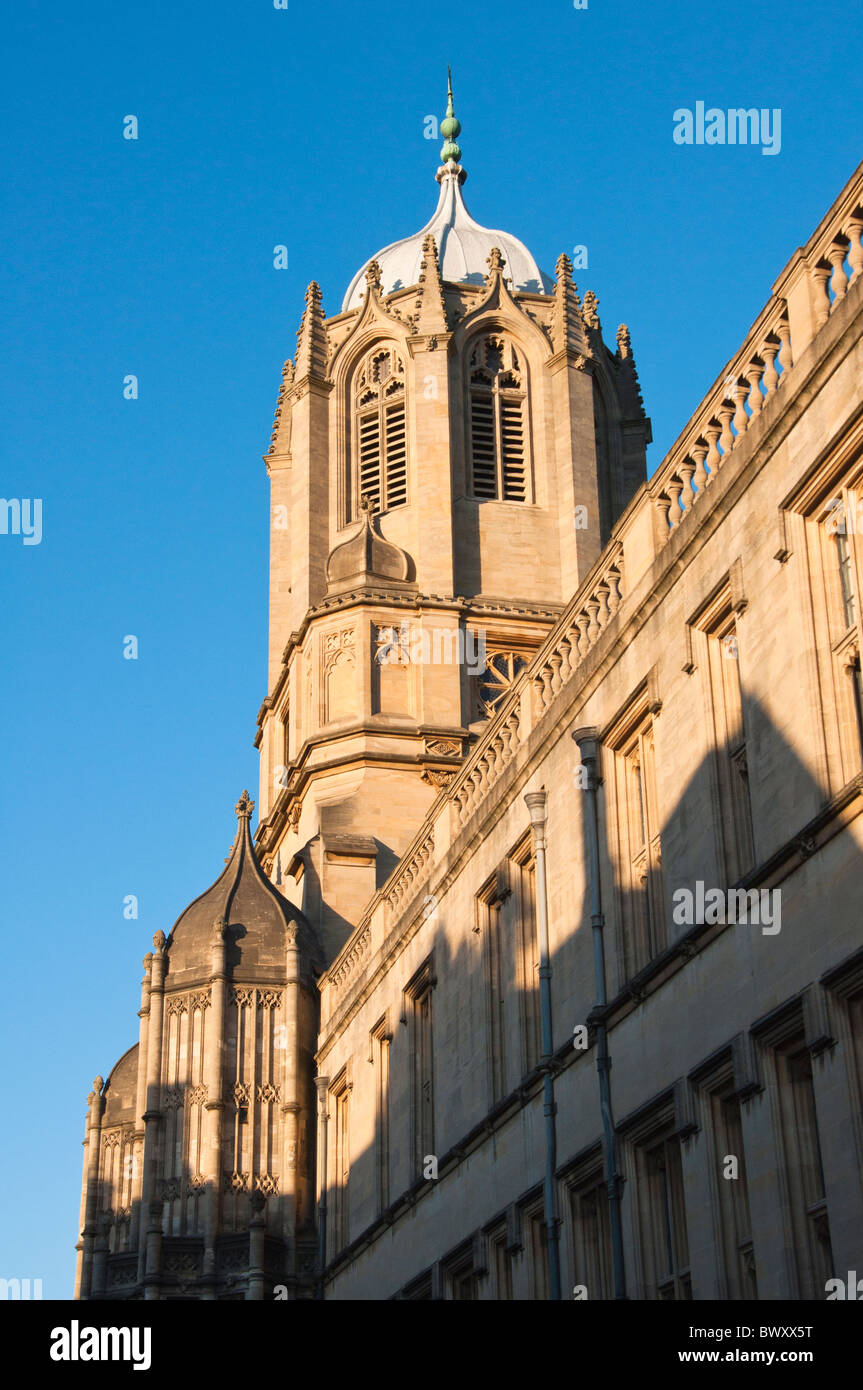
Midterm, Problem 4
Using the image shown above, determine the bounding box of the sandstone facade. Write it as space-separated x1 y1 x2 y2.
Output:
74 103 863 1300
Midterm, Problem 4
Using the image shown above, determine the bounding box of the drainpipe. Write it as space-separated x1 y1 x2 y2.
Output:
524 789 562 1301
572 729 627 1300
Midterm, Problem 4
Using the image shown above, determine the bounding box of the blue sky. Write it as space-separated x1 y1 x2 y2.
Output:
0 0 858 1297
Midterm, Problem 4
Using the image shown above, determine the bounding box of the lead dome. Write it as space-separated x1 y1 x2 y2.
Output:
341 75 552 312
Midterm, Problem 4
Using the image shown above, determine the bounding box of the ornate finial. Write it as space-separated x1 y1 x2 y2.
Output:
294 282 328 381
615 323 646 414
440 67 462 166
485 247 506 281
413 233 447 334
365 260 382 294
582 290 601 331
152 930 166 954
360 493 376 517
235 790 255 820
93 1076 104 1094
552 252 586 355
555 252 573 284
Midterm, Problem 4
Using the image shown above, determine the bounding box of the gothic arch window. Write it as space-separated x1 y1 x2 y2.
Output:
468 335 529 502
353 346 407 514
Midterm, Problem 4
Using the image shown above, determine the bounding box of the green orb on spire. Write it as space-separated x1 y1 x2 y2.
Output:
440 65 462 164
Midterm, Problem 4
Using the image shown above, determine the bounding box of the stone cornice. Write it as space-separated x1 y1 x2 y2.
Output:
255 591 560 733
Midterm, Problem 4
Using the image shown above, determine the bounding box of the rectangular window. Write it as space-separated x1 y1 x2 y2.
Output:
789 465 863 790
405 961 435 1179
640 1132 691 1300
371 1018 391 1215
568 1169 613 1301
849 989 863 1114
711 1088 757 1299
775 1039 834 1297
478 878 508 1104
470 387 526 501
524 1202 550 1301
384 401 407 507
468 337 529 502
358 411 381 509
487 1222 514 1301
443 1241 481 1301
703 609 755 880
513 842 541 1075
330 1071 351 1253
823 498 863 771
606 692 664 977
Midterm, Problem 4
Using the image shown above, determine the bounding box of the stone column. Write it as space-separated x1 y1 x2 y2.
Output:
131 952 151 1259
201 916 228 1298
138 931 167 1289
247 1191 267 1300
143 1199 164 1301
78 1076 105 1300
281 924 300 1265
91 1210 111 1300
315 1076 329 1281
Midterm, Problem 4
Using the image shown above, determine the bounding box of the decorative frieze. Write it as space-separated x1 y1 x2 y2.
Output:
229 986 283 1010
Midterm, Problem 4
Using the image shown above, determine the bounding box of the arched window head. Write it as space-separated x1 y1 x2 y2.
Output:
468 335 528 502
354 346 407 515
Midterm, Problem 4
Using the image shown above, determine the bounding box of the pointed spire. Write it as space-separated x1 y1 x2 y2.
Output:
268 357 295 456
413 234 447 333
294 282 328 381
616 323 646 415
440 67 462 166
552 252 587 354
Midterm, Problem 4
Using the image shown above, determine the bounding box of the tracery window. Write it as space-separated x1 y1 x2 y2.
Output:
468 335 528 501
476 651 527 717
354 346 407 513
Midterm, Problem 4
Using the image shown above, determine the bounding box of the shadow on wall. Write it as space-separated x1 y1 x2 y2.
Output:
81 697 863 1301
317 693 863 1300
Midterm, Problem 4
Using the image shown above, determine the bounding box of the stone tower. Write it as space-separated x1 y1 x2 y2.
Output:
74 77 652 1301
254 77 651 960
74 792 322 1301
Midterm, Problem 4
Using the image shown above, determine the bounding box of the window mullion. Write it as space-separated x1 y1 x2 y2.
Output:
493 381 504 501
379 400 387 510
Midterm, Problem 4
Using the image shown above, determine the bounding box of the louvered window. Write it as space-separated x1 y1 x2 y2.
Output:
354 347 407 514
469 336 528 501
